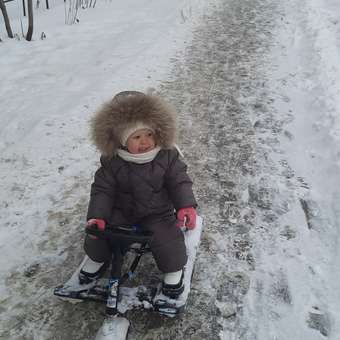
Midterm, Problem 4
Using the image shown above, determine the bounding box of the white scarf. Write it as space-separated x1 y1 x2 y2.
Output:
117 146 161 164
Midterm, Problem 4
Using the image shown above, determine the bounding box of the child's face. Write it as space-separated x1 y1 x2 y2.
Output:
126 128 156 154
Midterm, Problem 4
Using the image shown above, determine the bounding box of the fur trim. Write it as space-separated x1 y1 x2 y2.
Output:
90 92 177 157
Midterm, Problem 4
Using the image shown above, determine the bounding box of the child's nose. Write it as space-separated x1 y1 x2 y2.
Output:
141 136 148 144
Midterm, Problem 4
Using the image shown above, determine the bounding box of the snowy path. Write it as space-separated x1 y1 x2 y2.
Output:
1 0 340 339
149 0 340 339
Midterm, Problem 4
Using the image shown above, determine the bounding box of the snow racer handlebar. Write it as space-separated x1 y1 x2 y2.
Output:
85 223 153 245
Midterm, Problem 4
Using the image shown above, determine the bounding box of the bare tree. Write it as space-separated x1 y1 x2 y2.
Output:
0 0 14 38
26 0 33 41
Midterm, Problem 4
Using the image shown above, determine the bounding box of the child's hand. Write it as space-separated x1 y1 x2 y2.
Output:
87 218 106 231
176 207 196 230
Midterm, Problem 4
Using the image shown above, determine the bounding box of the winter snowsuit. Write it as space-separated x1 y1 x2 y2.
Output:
84 91 197 273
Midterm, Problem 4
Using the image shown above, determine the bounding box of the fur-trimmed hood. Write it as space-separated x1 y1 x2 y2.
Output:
90 91 177 157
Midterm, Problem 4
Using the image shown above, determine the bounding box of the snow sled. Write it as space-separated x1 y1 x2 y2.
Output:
54 216 203 340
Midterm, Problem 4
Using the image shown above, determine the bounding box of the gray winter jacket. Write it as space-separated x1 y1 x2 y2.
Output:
87 148 197 224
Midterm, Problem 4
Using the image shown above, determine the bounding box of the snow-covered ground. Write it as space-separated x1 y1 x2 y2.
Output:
0 0 206 280
1 0 340 339
254 0 340 337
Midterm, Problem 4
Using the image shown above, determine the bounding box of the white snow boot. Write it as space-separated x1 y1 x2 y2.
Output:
162 269 184 299
79 257 108 284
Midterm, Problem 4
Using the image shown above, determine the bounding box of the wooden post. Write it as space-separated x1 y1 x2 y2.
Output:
22 0 26 16
45 0 49 9
26 0 33 40
0 0 14 38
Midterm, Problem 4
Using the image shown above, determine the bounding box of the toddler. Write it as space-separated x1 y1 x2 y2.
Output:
80 91 197 298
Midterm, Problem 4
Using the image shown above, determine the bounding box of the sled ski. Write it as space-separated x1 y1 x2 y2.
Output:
54 216 203 339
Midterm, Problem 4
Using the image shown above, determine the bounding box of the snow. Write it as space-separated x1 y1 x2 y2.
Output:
1 0 340 339
239 0 340 338
94 316 130 340
0 0 204 276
